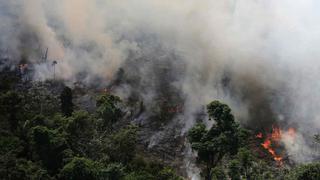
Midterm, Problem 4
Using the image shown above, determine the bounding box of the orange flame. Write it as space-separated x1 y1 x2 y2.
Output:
256 132 263 138
256 126 296 165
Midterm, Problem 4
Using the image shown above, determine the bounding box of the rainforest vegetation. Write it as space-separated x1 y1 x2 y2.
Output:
0 71 182 180
0 69 319 180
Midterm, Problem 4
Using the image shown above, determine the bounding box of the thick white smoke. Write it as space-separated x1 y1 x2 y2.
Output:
1 0 320 176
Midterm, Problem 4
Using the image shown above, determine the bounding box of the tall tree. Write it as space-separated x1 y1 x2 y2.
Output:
104 125 138 165
188 101 243 180
96 94 122 130
60 86 73 117
29 126 68 173
0 91 23 132
59 157 102 180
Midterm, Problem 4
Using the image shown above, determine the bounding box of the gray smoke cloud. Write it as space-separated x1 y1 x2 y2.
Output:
1 0 320 176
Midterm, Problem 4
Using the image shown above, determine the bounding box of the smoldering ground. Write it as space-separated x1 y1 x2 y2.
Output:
1 0 320 172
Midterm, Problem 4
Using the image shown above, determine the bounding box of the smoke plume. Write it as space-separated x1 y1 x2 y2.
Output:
1 0 320 175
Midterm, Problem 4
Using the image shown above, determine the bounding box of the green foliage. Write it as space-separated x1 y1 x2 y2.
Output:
124 171 155 180
187 123 206 143
289 163 320 180
29 126 68 172
0 75 182 179
0 91 23 131
128 156 148 171
127 156 182 180
0 70 19 92
105 125 138 164
188 100 246 179
206 101 241 155
24 114 46 130
0 134 23 156
237 148 253 178
100 163 125 180
23 84 60 119
60 157 125 180
248 160 277 180
158 167 182 180
0 158 52 180
65 111 95 155
96 94 122 129
60 86 73 117
237 128 251 147
60 157 102 180
4 71 304 180
207 101 235 130
0 134 26 179
211 166 226 180
66 111 94 137
51 114 69 130
124 167 181 180
228 159 241 180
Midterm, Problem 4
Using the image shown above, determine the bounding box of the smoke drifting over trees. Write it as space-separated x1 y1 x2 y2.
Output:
1 0 320 166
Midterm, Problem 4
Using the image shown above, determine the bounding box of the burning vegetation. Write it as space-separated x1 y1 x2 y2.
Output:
1 1 320 179
256 125 297 165
1 61 320 179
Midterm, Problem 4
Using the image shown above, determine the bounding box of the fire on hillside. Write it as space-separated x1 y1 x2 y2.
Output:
256 125 296 165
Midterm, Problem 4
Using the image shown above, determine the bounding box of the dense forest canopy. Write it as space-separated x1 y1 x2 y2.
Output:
0 75 184 180
0 73 319 179
1 0 320 180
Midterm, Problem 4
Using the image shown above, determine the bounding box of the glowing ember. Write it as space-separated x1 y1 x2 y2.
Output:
256 125 296 165
256 132 263 138
261 137 283 163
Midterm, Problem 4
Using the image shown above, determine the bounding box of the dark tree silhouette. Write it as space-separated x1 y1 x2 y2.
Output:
60 86 73 117
188 101 244 180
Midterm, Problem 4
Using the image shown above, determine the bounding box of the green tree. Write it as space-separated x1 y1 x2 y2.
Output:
23 115 46 130
2 159 53 180
188 101 244 180
96 94 122 129
158 167 182 180
0 91 23 131
124 171 155 180
206 101 241 155
289 163 320 180
211 166 226 180
249 160 276 180
0 134 23 156
23 83 60 119
60 157 102 180
100 163 125 180
104 125 138 164
228 159 241 180
60 87 73 117
237 148 253 179
0 69 19 92
125 157 182 180
29 126 68 173
0 133 25 179
124 164 182 180
65 111 96 156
